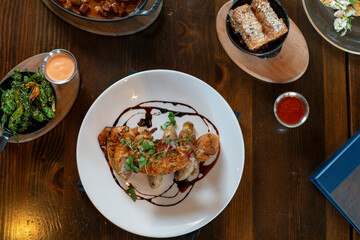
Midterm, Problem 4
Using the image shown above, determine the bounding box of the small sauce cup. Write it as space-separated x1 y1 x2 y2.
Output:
274 92 309 128
42 49 78 84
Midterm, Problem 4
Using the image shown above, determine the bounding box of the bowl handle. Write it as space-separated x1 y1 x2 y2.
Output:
0 128 12 152
135 0 163 16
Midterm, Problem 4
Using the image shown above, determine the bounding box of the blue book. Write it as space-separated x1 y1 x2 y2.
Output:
310 130 360 234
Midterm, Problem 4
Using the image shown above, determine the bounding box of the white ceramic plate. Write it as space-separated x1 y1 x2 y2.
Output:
76 70 245 238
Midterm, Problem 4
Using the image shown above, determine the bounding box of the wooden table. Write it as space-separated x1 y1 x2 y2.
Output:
1 0 359 239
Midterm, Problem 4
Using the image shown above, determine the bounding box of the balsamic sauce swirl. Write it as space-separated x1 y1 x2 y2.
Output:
101 101 220 207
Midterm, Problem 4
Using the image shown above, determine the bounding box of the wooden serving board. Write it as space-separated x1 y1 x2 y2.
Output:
0 53 80 143
216 1 309 83
41 0 162 36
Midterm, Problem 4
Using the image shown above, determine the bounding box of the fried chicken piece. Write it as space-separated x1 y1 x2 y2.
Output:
147 125 177 188
106 126 134 180
141 125 190 176
175 122 199 181
195 133 220 162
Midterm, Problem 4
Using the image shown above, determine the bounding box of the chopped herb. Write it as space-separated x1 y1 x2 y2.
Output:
161 112 176 129
126 184 137 202
160 122 171 130
124 155 140 171
171 153 176 157
143 141 155 150
147 149 156 155
138 137 144 144
168 112 176 125
165 136 170 144
137 156 147 169
120 139 126 145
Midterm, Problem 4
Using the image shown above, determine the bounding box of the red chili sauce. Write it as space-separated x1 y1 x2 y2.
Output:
276 96 306 125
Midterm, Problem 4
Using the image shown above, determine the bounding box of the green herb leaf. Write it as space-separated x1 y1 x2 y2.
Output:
168 112 176 125
350 0 355 4
165 136 170 144
171 153 176 157
125 155 140 171
160 121 171 130
137 156 147 169
143 141 155 150
126 184 137 202
160 112 177 130
147 149 156 155
120 139 126 145
138 137 144 144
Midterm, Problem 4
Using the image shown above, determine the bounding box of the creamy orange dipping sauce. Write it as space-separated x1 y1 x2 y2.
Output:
46 54 75 82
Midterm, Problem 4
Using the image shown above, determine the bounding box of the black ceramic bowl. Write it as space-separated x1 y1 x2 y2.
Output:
226 0 290 59
49 0 162 22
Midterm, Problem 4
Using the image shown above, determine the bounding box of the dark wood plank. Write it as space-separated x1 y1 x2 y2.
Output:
248 0 350 239
348 54 360 240
0 0 356 239
0 0 71 239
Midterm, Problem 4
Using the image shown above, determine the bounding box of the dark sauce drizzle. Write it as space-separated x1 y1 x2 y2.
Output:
103 101 220 207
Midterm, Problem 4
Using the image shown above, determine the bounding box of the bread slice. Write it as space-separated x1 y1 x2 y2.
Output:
251 0 288 41
229 4 270 51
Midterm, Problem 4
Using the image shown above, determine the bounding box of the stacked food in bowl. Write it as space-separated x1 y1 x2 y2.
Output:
227 0 289 58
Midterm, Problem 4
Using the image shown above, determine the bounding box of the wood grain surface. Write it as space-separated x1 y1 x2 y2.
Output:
0 0 359 239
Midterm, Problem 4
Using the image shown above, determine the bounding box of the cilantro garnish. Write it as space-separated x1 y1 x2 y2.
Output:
124 155 140 171
137 156 147 169
143 141 155 150
350 0 355 4
126 184 137 202
147 148 156 155
161 112 176 130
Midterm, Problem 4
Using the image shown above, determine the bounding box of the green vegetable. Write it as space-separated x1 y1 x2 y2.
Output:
1 89 16 115
142 141 155 150
137 156 147 169
1 113 8 128
0 69 56 135
124 155 140 171
17 89 31 132
160 112 176 130
30 106 48 122
126 184 137 202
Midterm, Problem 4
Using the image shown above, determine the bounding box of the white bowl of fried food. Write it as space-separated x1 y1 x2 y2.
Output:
76 70 244 237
